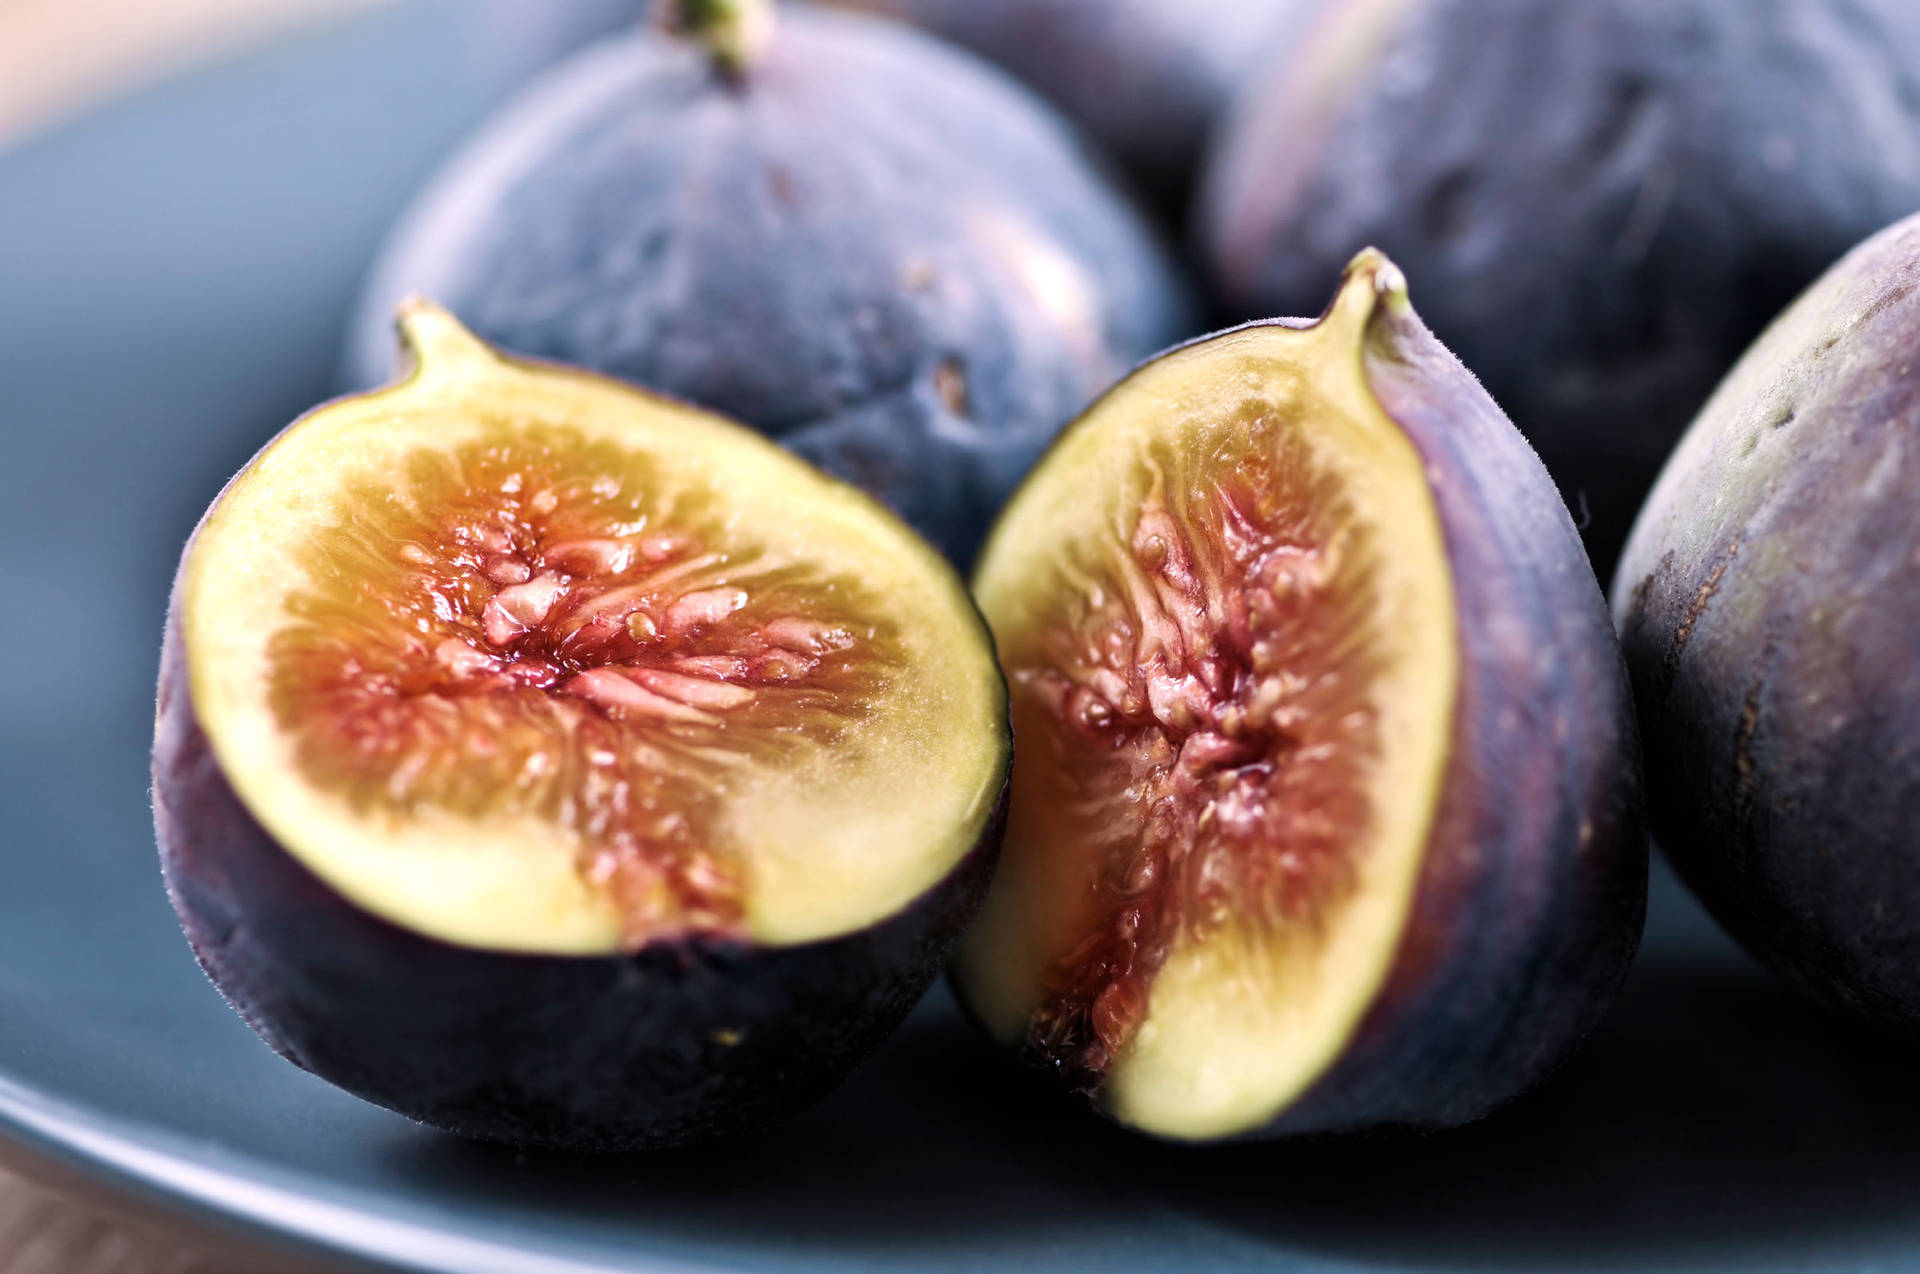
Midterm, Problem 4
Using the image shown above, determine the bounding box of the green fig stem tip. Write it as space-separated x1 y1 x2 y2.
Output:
1341 248 1412 319
661 0 775 77
394 299 495 380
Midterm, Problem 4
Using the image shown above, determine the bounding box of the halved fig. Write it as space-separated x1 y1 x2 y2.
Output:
953 251 1646 1141
152 303 1010 1151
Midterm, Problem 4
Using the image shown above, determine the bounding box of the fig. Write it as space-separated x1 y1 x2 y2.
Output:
345 0 1198 566
1199 0 1920 572
152 303 1012 1151
953 251 1646 1141
823 0 1317 212
1615 211 1920 1032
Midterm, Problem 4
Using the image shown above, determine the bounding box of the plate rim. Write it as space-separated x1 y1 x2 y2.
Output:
0 1070 733 1274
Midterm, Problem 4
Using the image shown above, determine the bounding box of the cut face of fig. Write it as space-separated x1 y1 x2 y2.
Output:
954 252 1647 1141
962 265 1453 1134
154 304 1009 1149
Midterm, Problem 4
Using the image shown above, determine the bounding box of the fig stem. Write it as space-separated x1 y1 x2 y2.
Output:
660 0 775 78
393 299 497 385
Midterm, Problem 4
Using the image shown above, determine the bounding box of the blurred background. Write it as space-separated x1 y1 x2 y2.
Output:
0 1 383 148
2 4 475 1270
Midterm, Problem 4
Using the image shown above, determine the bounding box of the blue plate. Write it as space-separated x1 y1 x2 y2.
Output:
2 5 1918 1270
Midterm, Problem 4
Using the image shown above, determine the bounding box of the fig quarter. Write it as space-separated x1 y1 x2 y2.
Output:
955 251 1647 1140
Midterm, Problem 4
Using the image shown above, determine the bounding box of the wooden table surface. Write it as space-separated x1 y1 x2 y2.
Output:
0 1166 249 1274
0 9 385 1270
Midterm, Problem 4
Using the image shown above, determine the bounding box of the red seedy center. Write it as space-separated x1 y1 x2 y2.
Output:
267 425 900 948
1011 419 1387 1090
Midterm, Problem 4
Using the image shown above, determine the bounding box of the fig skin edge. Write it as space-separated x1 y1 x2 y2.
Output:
959 253 1647 1138
152 317 1011 1153
1307 256 1645 1133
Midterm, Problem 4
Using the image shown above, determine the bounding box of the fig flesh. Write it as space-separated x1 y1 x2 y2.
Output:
154 303 1011 1150
1200 0 1920 572
955 252 1646 1140
1615 211 1920 1031
346 0 1198 566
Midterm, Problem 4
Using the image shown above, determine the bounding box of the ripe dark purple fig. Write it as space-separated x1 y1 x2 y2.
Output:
1200 0 1920 572
1615 211 1920 1033
155 304 1011 1151
954 252 1646 1140
348 0 1198 565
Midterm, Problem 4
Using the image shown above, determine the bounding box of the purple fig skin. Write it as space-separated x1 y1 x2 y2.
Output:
1200 0 1920 575
152 505 1009 1155
1265 269 1646 1134
345 4 1198 567
1613 212 1920 1032
969 257 1647 1137
826 0 1322 211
